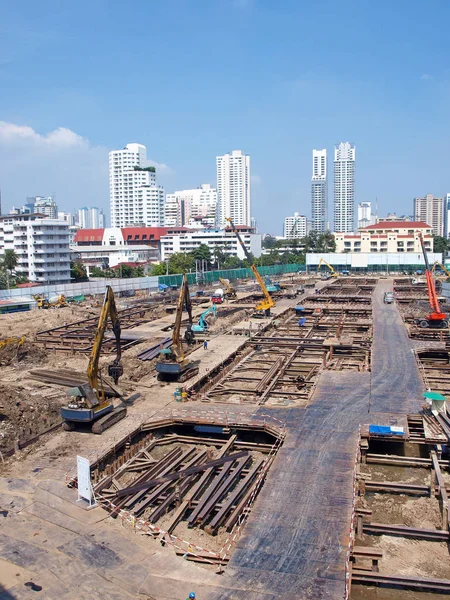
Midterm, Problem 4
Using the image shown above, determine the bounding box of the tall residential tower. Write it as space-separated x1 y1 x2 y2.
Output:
414 194 444 236
334 142 355 233
216 150 251 226
311 149 328 232
109 143 164 228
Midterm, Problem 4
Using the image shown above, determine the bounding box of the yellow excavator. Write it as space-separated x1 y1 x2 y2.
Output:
61 285 126 434
219 277 237 298
317 258 338 278
226 218 275 317
156 274 198 382
431 261 450 280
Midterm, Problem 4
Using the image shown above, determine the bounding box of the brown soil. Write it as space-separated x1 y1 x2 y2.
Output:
0 384 64 453
0 339 48 367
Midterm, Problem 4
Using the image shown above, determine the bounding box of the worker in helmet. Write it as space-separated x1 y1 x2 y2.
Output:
187 594 196 600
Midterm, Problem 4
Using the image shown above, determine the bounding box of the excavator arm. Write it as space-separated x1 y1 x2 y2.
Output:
226 218 275 312
318 258 336 276
170 274 195 361
86 285 123 409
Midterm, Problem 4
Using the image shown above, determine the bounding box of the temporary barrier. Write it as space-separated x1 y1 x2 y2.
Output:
158 263 306 288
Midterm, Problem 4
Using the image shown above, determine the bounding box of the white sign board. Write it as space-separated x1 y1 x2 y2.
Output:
77 455 92 503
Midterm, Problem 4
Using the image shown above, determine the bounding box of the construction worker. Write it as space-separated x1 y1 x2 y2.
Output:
203 340 208 350
187 594 196 600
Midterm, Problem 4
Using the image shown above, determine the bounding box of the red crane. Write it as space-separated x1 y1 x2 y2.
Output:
417 233 448 328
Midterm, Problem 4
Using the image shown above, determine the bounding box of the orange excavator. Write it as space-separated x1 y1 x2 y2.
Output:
416 233 448 329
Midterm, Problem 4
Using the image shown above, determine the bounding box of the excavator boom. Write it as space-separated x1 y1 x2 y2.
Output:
61 285 126 432
226 219 275 313
156 274 198 381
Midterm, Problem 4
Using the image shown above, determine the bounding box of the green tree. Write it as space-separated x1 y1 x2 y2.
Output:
132 266 145 277
150 263 167 276
222 255 244 269
192 244 212 263
433 235 449 255
70 261 88 282
90 267 107 278
262 235 277 249
2 249 18 274
168 252 195 274
0 269 9 290
212 245 227 267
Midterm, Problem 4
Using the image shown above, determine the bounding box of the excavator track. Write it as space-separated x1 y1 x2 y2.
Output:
179 366 199 383
92 405 127 434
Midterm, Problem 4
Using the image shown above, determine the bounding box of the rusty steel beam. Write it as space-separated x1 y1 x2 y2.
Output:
116 451 249 497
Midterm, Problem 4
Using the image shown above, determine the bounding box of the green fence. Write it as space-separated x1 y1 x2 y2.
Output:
158 263 306 288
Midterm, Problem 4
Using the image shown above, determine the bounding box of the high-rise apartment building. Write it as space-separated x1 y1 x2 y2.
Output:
0 213 70 284
334 142 355 233
311 149 328 232
78 207 105 229
283 213 307 239
216 150 251 226
357 202 375 228
30 196 58 219
109 143 165 228
414 194 443 236
444 193 450 238
165 184 218 227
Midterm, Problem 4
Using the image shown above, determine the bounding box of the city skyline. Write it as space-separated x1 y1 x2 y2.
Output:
1 2 450 234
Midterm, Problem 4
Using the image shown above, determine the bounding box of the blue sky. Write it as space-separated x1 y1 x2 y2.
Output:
0 0 449 234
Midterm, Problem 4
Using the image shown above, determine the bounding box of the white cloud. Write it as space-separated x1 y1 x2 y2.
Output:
421 73 433 81
251 174 262 185
0 122 171 219
0 121 87 147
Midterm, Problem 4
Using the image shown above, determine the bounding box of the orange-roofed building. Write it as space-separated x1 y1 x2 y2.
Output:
334 221 433 253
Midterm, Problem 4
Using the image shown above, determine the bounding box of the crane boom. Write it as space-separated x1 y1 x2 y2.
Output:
419 233 443 316
226 219 275 313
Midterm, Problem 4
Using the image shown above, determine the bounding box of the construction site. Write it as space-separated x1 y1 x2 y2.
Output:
2 231 450 599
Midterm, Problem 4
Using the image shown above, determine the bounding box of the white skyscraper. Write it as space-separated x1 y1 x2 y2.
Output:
311 149 328 232
414 194 444 236
357 202 374 228
165 184 218 227
217 150 251 226
284 213 307 239
334 142 356 233
31 196 58 219
109 143 164 227
78 207 106 229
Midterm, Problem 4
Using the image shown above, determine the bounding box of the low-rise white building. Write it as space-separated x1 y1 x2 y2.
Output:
72 226 170 273
283 213 307 239
160 227 261 261
334 221 433 254
307 252 442 271
0 213 71 284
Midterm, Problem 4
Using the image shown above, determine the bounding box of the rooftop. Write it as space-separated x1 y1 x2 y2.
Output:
361 221 431 230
